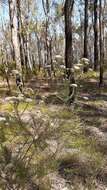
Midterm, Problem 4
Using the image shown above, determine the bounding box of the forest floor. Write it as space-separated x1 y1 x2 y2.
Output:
0 71 107 189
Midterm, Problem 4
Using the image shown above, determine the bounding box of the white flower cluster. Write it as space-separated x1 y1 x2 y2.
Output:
72 58 90 73
5 96 20 103
55 55 63 60
81 58 90 66
70 84 78 88
5 95 33 104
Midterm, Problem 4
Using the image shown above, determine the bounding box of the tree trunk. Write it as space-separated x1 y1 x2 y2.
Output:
8 0 21 72
94 0 98 71
84 0 88 58
99 0 103 86
64 0 76 103
16 0 24 68
35 32 42 71
64 0 74 77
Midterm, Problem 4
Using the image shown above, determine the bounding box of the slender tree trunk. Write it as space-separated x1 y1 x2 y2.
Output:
84 0 88 58
16 0 25 85
94 0 98 71
64 0 74 77
16 0 24 68
79 9 84 58
35 32 42 70
99 0 103 86
26 0 32 71
102 0 106 72
42 0 50 68
45 18 50 66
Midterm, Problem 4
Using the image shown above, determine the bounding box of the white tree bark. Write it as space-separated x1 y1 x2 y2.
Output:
8 0 21 72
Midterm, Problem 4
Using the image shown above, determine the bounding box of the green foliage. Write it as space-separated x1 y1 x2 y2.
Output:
82 70 99 80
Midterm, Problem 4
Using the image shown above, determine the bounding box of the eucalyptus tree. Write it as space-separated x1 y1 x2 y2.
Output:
8 0 22 72
94 0 98 71
99 0 103 86
64 0 74 77
83 0 89 73
84 0 88 59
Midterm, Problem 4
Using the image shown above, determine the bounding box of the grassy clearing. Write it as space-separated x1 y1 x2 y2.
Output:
0 70 107 189
39 100 106 183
